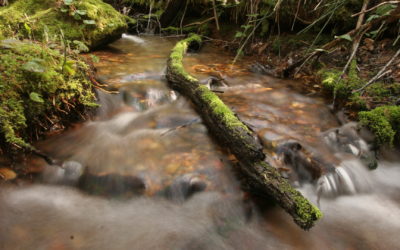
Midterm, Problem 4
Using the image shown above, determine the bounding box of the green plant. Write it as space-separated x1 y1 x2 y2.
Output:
359 106 400 146
0 40 96 150
60 0 96 26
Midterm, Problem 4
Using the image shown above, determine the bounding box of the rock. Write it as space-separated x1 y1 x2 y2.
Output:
0 41 96 149
78 172 145 198
41 161 84 186
158 174 207 202
0 0 128 49
321 122 377 169
275 140 327 183
249 62 276 76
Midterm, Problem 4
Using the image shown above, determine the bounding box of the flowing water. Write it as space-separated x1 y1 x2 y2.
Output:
1 35 400 250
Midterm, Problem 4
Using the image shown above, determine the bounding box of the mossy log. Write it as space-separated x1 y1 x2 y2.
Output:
166 35 322 230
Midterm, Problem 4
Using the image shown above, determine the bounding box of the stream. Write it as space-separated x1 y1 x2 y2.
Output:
1 35 400 250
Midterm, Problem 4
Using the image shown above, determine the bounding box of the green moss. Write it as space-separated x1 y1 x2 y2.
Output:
169 34 202 83
0 0 128 49
162 26 198 35
169 34 250 133
258 161 322 229
293 194 323 227
349 92 367 110
320 60 363 99
198 85 249 132
359 106 400 146
365 82 400 104
319 69 349 97
0 40 96 149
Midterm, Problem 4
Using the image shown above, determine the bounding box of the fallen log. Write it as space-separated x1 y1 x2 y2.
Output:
166 34 322 230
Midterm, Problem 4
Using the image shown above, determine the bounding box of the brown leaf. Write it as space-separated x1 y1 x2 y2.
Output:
0 168 17 180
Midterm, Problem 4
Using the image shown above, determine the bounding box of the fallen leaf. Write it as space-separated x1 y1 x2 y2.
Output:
0 168 17 180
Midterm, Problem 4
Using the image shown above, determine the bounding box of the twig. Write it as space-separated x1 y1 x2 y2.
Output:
273 0 283 12
339 0 369 77
161 118 201 136
30 148 56 165
60 29 67 74
184 17 215 27
146 0 153 32
352 1 400 17
232 11 274 65
180 0 189 35
291 0 302 31
211 0 220 31
354 47 400 93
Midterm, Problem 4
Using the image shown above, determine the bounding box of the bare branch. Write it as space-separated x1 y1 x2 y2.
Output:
180 0 189 35
340 0 369 77
354 47 400 93
352 1 400 17
211 0 220 31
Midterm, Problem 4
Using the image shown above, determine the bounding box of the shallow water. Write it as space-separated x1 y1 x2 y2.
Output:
1 34 400 250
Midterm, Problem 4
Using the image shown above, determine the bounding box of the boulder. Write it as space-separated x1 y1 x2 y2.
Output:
0 0 128 49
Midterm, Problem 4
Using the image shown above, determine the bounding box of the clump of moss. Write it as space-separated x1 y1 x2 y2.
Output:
0 40 96 150
0 0 128 49
320 62 400 146
319 60 363 99
365 82 400 104
358 106 400 146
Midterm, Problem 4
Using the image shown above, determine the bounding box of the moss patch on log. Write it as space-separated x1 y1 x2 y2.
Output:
0 40 96 150
169 34 202 83
168 34 250 133
0 0 128 49
259 161 322 229
197 85 250 132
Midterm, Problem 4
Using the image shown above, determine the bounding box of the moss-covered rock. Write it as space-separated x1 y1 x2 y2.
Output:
0 0 128 49
319 62 400 146
0 39 96 150
359 106 400 146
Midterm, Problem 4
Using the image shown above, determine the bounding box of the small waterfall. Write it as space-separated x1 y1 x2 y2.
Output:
317 158 372 199
122 33 145 44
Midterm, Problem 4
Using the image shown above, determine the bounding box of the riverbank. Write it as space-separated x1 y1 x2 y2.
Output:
0 0 129 155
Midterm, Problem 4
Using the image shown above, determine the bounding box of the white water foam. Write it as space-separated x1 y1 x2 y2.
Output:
317 158 372 199
122 33 145 44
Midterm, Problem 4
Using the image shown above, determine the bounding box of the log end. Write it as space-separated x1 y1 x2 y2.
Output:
292 193 323 230
258 161 322 230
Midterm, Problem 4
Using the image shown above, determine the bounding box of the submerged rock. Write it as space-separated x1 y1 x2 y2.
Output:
0 0 128 49
321 122 377 169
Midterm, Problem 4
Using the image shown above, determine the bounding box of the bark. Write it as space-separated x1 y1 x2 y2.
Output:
166 35 322 230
